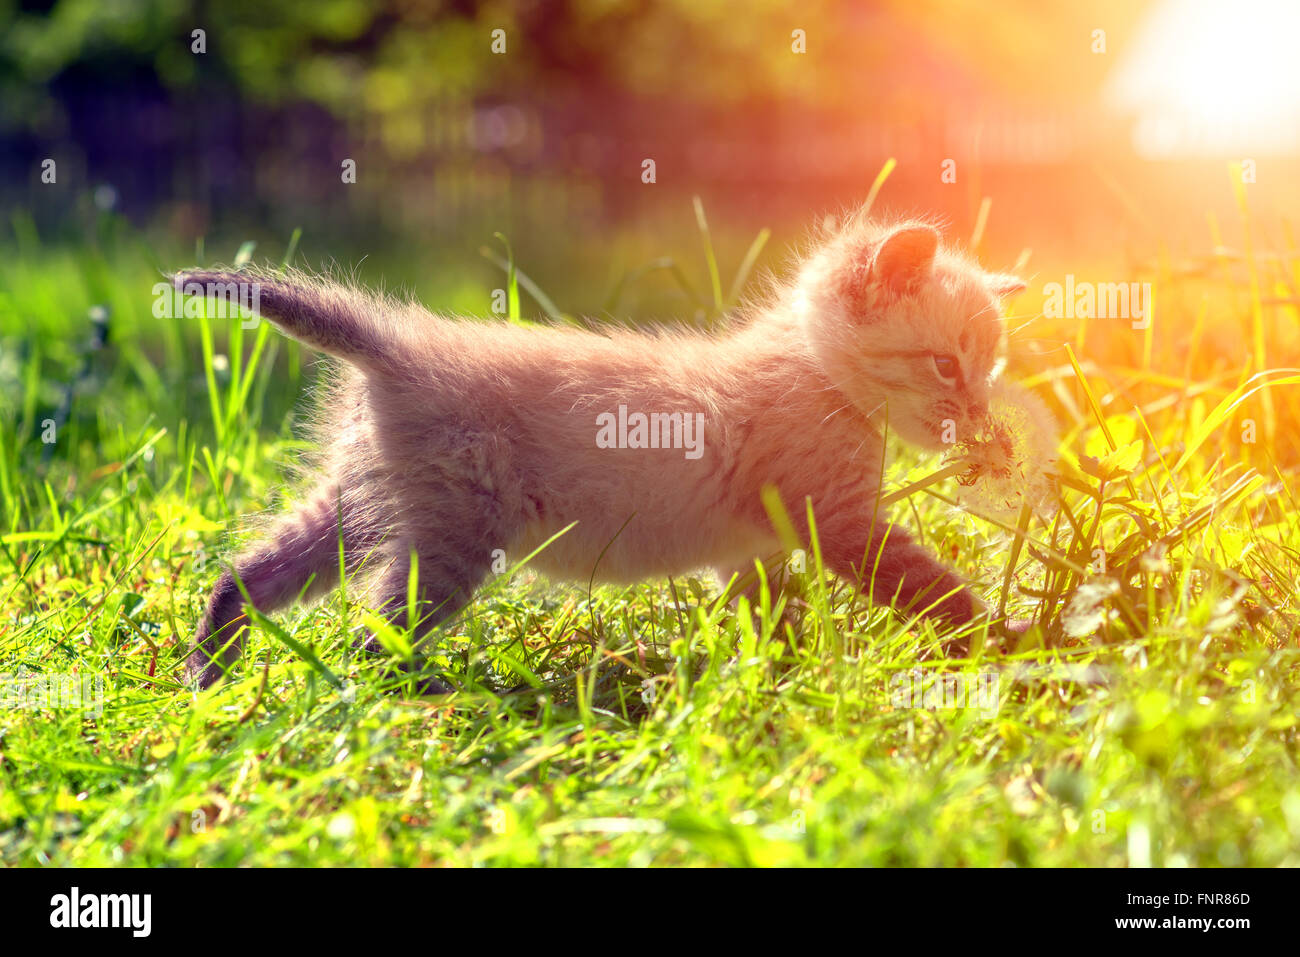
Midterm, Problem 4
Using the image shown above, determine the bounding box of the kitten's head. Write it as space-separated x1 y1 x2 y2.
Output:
794 217 1025 450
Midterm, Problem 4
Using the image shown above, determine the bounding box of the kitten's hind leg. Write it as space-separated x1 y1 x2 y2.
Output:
359 544 495 695
186 486 378 689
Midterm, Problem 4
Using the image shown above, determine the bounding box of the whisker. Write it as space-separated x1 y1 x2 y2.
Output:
819 400 857 427
1006 317 1047 337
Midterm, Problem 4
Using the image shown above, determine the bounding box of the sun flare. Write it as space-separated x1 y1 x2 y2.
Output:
1107 0 1300 155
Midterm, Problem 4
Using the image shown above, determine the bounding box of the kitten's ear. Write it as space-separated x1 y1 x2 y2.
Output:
988 273 1027 298
871 225 940 294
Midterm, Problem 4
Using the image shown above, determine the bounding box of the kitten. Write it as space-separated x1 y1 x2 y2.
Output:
177 213 1026 690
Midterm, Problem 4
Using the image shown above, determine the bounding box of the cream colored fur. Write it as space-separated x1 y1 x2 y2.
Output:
176 213 1026 689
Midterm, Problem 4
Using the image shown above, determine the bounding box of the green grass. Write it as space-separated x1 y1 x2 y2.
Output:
1 198 1299 867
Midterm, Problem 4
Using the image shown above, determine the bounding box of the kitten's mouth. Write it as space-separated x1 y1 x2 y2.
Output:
916 413 991 449
966 415 993 440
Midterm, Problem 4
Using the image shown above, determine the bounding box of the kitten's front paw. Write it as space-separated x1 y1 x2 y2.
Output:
934 607 1030 659
994 617 1035 642
972 616 1038 654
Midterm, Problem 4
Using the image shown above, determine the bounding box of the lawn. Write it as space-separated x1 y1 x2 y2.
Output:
1 184 1298 867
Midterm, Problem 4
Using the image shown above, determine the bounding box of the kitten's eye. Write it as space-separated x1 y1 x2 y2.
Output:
932 354 960 383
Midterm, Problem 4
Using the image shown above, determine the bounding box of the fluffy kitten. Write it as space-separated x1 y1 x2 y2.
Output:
177 214 1026 690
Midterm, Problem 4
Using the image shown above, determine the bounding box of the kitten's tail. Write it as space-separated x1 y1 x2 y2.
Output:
172 268 405 372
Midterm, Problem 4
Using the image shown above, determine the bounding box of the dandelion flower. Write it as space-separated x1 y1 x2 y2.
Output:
949 380 1059 517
